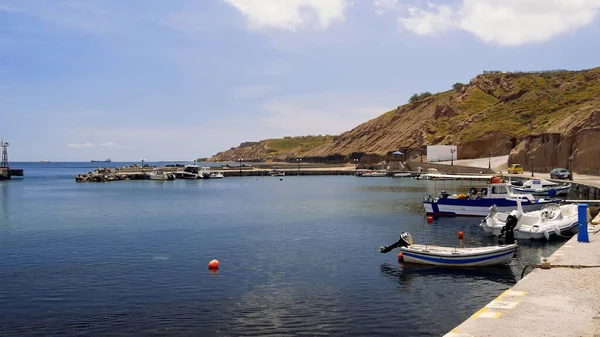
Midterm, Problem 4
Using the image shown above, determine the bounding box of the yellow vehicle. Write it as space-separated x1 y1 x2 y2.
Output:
508 164 524 174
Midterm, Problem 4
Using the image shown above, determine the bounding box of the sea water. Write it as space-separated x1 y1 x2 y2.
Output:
0 162 566 336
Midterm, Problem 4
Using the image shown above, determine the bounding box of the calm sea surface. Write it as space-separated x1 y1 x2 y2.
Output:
0 162 569 336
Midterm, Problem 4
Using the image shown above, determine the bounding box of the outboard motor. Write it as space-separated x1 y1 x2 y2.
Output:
380 232 414 253
498 214 517 245
440 190 450 199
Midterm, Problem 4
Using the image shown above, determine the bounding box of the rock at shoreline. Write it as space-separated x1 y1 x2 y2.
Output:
75 167 149 182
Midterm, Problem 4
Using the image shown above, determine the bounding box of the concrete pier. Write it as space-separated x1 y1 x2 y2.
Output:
444 225 600 337
75 166 363 182
0 168 22 180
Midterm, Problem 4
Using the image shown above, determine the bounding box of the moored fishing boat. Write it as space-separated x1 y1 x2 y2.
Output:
269 170 285 177
511 178 571 197
356 170 388 177
148 168 175 181
174 165 203 179
379 232 517 267
423 176 558 217
200 166 224 179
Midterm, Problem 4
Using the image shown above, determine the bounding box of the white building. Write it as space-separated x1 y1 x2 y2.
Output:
427 145 458 162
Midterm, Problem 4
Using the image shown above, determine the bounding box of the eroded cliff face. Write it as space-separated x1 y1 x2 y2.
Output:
509 109 600 174
211 68 600 173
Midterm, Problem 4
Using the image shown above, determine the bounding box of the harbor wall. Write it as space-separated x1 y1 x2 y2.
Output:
405 161 496 175
569 181 600 200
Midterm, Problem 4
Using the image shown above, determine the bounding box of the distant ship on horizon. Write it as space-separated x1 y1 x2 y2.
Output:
91 158 111 163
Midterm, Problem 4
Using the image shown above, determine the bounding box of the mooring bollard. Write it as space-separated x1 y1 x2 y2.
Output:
578 203 590 243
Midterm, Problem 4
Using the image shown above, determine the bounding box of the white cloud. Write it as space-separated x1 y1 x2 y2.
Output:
223 0 348 30
459 0 600 45
231 85 273 99
391 0 600 45
374 0 401 16
398 3 455 36
99 142 117 147
67 142 95 148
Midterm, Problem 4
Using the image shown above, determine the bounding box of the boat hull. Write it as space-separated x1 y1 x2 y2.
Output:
483 222 578 240
481 204 580 240
401 244 517 267
512 185 571 197
175 173 203 179
424 198 556 217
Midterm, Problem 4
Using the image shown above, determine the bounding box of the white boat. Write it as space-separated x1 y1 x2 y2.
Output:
269 170 285 177
356 170 388 177
423 177 558 217
418 173 493 181
379 232 517 267
393 172 413 178
149 168 175 181
198 166 224 179
481 200 579 240
511 178 571 197
174 165 204 179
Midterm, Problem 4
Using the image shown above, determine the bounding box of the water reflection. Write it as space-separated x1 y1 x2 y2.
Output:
380 263 517 289
1 183 8 227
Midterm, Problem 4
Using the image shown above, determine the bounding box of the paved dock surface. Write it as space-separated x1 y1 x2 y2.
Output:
445 226 600 337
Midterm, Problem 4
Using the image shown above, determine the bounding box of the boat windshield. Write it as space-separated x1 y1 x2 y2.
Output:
491 185 508 194
183 166 199 173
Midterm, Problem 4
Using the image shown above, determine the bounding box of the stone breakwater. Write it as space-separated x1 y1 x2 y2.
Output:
75 168 154 182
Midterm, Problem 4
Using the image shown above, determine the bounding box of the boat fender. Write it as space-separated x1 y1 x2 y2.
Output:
481 187 488 196
469 187 478 195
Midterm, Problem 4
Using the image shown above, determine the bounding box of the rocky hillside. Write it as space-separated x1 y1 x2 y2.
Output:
211 67 600 173
209 135 336 162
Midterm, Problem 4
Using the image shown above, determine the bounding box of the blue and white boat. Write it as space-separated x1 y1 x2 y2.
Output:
423 178 558 217
511 178 571 197
380 232 517 267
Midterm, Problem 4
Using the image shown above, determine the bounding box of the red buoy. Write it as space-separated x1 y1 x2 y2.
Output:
458 231 464 240
427 216 434 223
208 259 220 269
397 252 404 262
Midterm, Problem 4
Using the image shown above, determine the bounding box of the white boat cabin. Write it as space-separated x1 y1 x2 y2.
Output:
439 182 536 201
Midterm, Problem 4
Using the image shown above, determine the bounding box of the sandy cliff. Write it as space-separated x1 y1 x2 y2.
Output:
211 68 600 173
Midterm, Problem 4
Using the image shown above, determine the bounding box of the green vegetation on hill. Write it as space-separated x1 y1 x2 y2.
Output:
265 135 336 154
408 92 433 103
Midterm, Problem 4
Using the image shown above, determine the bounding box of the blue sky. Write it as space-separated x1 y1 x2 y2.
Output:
1 0 600 161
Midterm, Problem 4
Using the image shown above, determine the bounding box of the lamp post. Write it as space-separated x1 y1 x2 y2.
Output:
238 158 243 177
488 151 492 169
296 158 302 175
530 156 535 177
141 158 145 173
569 154 574 179
450 149 456 166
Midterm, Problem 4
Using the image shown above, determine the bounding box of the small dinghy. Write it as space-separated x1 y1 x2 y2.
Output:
481 200 579 240
379 230 517 267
